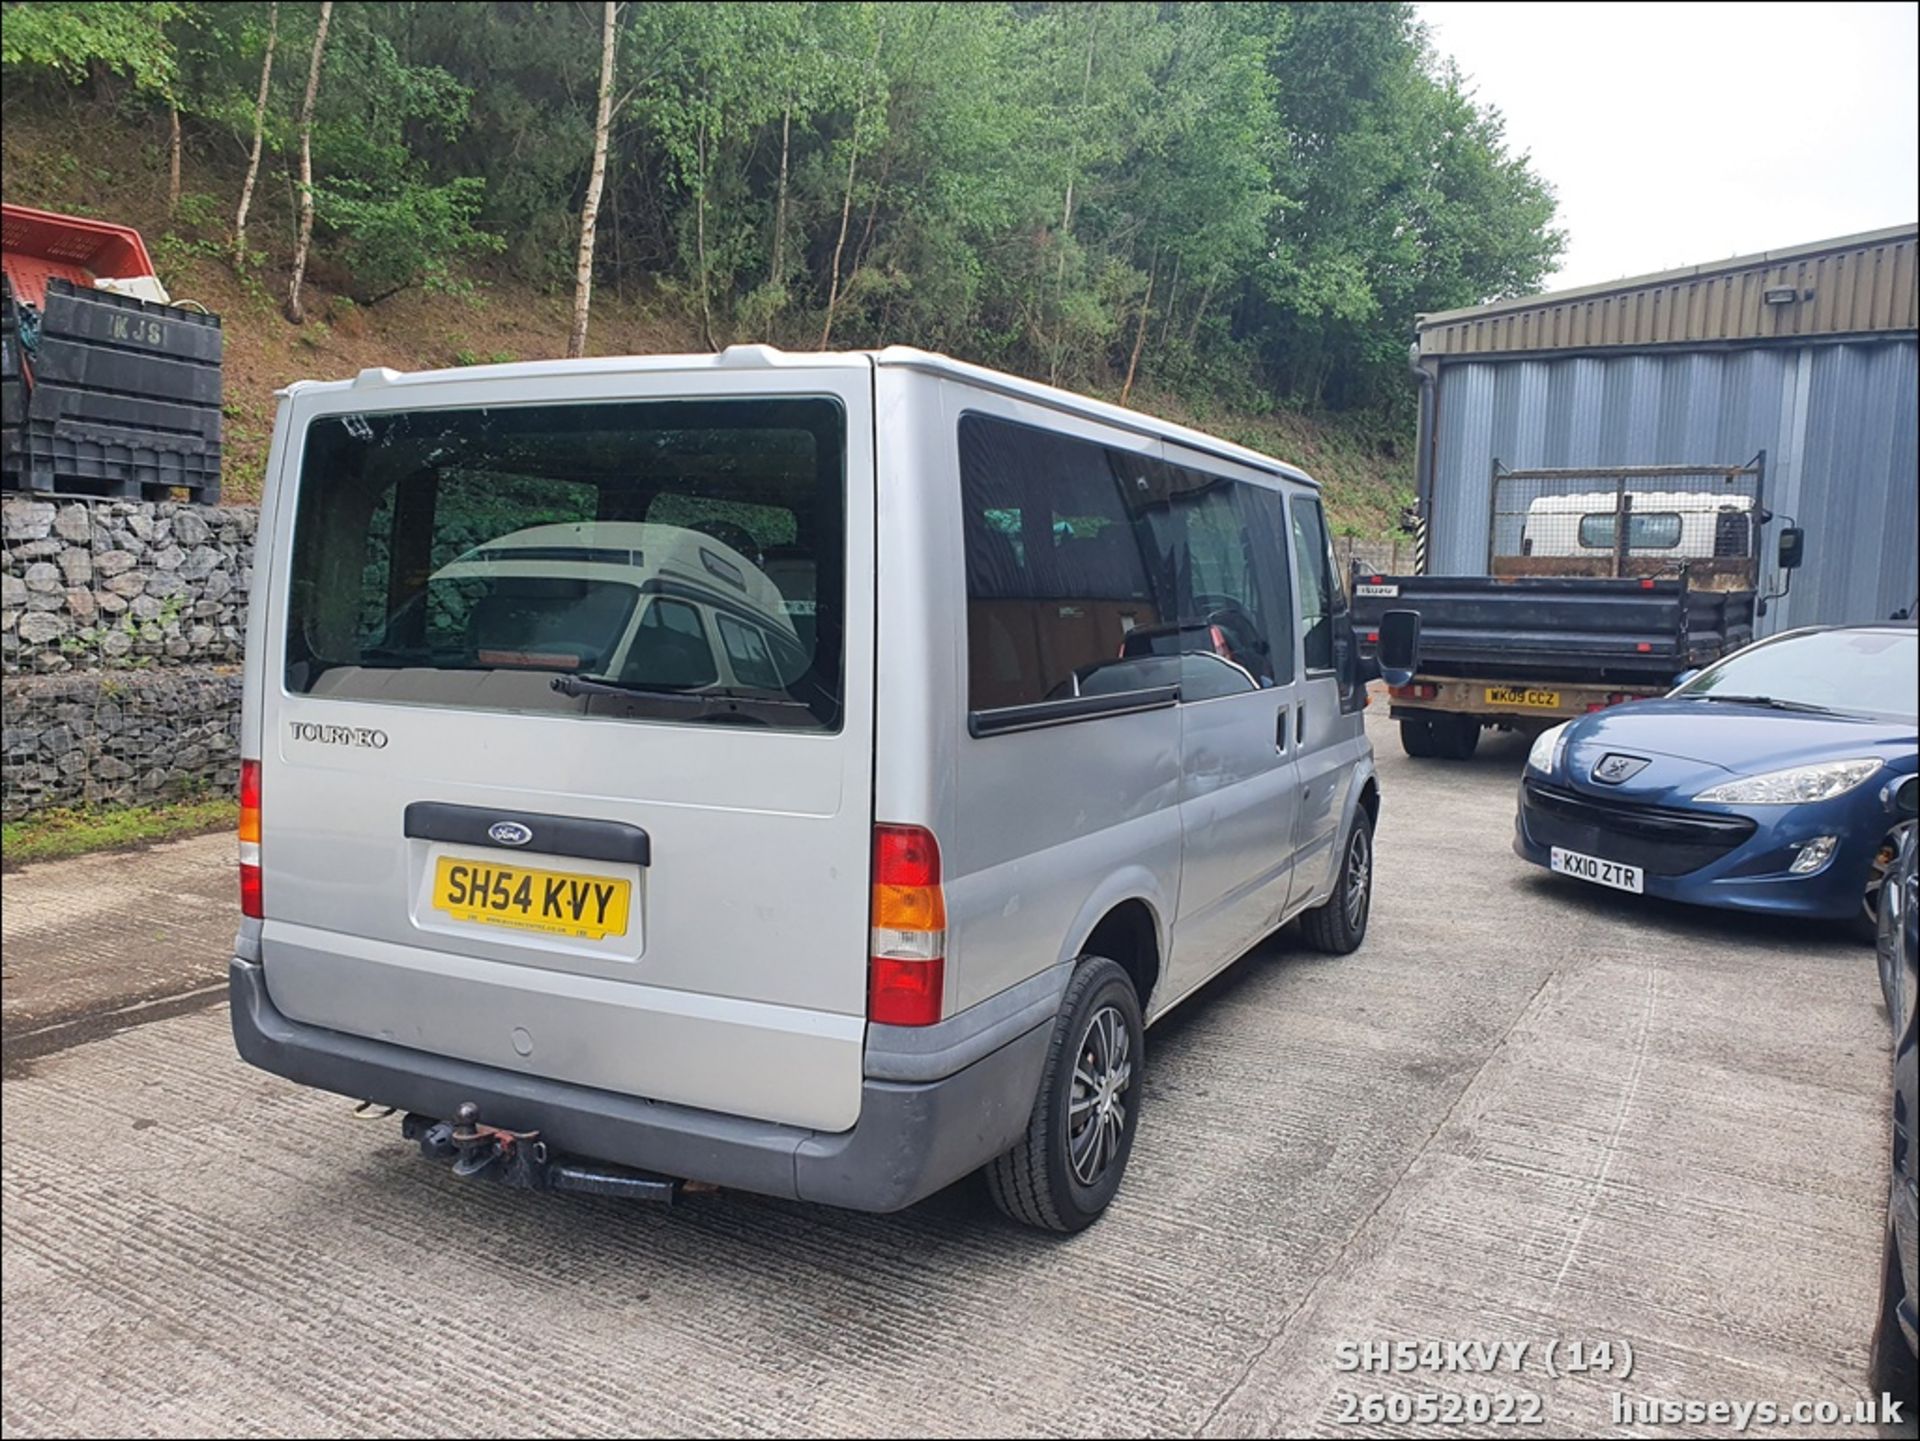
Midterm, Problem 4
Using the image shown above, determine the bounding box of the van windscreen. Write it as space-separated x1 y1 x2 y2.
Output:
284 397 845 731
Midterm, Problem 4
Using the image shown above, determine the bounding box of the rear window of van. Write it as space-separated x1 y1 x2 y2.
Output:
283 397 846 731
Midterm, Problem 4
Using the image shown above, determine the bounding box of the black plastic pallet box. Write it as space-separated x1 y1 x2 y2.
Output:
0 278 223 503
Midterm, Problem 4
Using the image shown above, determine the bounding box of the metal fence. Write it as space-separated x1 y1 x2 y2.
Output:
1332 535 1418 584
1486 455 1765 581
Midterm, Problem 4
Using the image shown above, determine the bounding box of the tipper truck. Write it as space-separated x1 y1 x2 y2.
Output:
1353 463 1804 759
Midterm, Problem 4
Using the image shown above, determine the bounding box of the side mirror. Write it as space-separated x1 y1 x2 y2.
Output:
1777 527 1805 570
1889 774 1918 821
1672 668 1701 689
1376 609 1422 688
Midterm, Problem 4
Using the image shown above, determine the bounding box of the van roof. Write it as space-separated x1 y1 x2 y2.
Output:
280 345 1319 490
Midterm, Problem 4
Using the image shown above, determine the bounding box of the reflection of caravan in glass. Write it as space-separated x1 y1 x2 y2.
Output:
1521 490 1755 561
415 521 811 703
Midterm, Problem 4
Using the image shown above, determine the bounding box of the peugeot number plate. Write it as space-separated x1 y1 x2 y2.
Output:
1550 847 1644 894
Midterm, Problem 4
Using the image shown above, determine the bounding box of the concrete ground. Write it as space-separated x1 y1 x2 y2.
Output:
0 706 1901 1438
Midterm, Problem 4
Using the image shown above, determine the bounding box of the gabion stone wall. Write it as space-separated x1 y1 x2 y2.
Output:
1 668 243 821
2 496 257 821
2 497 254 674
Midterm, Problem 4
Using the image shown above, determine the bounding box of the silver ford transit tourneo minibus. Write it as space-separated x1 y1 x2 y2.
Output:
230 346 1400 1231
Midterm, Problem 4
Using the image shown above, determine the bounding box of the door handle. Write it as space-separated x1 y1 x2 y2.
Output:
1296 705 1306 747
1276 706 1288 751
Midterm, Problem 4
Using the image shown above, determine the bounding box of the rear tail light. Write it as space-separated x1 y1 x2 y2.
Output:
869 824 946 1026
1588 691 1644 713
238 759 262 918
1388 682 1439 701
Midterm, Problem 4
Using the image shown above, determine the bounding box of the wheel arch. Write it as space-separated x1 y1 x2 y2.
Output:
1357 772 1381 829
1058 870 1168 1016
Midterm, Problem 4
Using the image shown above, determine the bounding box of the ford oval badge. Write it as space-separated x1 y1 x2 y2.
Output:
488 821 533 847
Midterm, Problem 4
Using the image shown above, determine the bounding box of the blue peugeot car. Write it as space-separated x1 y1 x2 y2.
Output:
1516 623 1918 939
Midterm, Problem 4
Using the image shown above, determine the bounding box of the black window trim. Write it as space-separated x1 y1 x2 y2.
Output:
968 685 1181 738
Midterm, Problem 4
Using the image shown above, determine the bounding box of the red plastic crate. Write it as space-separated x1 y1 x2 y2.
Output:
1 203 157 309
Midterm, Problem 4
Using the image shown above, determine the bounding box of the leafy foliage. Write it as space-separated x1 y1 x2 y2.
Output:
1 0 1563 416
312 174 501 300
1 0 184 95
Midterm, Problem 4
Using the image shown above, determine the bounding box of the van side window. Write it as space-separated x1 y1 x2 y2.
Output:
1291 496 1337 671
1233 483 1294 686
959 414 1165 711
1138 471 1280 700
959 412 1308 717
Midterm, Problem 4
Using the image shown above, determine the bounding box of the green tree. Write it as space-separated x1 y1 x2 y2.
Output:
303 6 500 303
0 0 184 92
1 0 1563 428
1240 2 1561 410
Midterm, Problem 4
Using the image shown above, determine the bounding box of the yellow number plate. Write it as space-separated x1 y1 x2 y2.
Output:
432 856 631 940
1486 685 1561 709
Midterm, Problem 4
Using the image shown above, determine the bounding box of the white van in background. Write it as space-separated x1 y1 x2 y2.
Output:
231 346 1411 1231
1521 490 1756 560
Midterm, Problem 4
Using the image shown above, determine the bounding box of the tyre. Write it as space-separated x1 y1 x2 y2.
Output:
986 957 1144 1233
1432 713 1481 760
1868 1220 1918 1401
1399 716 1438 757
1299 806 1375 955
1855 827 1905 948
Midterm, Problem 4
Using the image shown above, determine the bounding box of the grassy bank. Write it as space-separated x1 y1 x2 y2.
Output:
1 795 236 867
1 111 1414 535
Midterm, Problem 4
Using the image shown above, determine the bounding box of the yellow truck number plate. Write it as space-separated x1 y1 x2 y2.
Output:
1486 685 1561 709
432 857 631 940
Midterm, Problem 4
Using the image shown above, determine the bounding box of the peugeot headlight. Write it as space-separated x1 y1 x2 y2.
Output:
1527 722 1570 775
1692 758 1882 805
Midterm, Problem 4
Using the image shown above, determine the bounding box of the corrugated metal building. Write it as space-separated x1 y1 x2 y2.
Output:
1412 224 1919 634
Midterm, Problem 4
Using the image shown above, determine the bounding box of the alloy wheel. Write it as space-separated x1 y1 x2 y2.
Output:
1344 824 1372 933
1067 1004 1133 1186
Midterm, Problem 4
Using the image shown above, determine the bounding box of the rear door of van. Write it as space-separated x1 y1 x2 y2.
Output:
252 358 876 1132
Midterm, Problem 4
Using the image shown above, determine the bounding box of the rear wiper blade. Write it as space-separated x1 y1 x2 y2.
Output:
550 675 812 709
1695 693 1833 713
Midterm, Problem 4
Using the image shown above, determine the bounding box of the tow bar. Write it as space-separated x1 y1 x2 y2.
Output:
398 1101 684 1203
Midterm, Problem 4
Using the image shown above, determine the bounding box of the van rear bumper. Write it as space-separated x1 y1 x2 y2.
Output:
229 959 1048 1213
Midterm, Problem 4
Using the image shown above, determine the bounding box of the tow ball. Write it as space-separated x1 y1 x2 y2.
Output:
396 1102 685 1202
403 1102 548 1185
